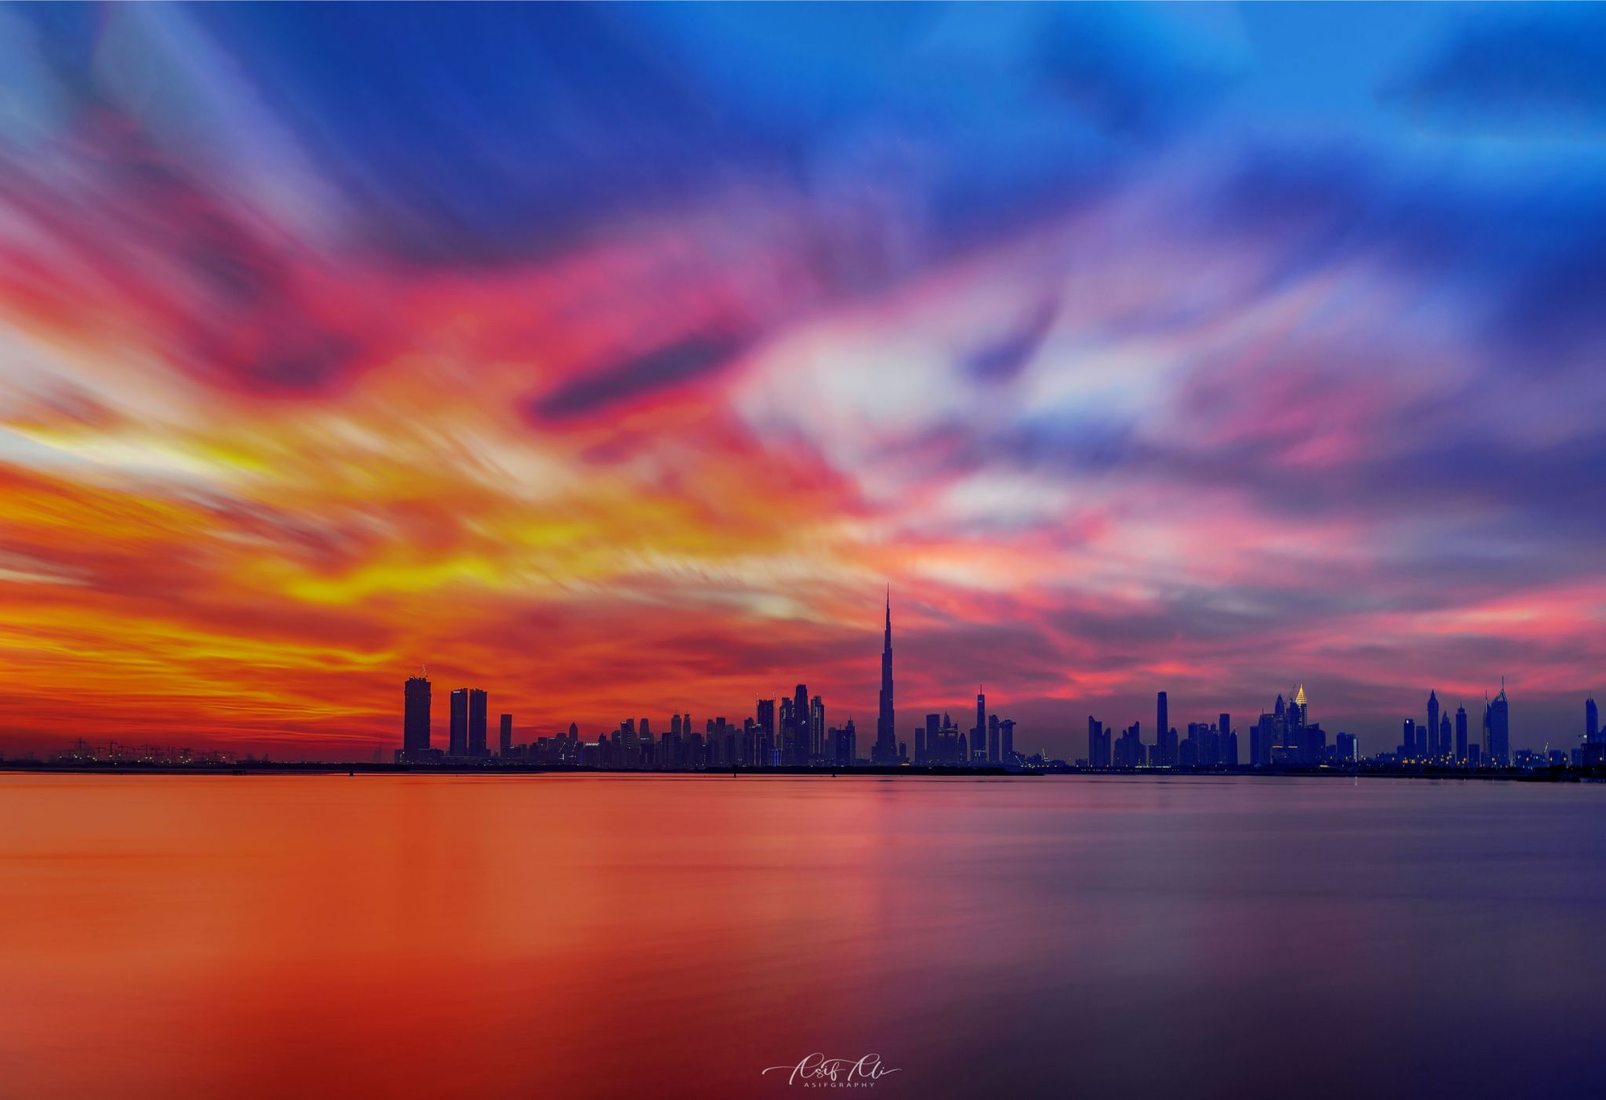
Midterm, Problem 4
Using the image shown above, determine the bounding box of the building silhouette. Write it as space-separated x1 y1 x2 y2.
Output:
756 698 776 765
499 713 512 757
873 590 897 764
468 688 488 757
1088 716 1111 769
778 696 796 764
1156 691 1168 765
449 688 469 757
792 684 810 765
831 717 856 766
1485 685 1510 766
1114 721 1143 767
404 675 431 756
1584 697 1605 766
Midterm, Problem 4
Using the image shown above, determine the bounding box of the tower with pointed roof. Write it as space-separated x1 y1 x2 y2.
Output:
873 588 897 764
1486 682 1510 766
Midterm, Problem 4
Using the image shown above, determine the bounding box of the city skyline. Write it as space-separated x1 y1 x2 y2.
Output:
3 5 1606 758
5 580 1604 762
382 593 1597 769
375 594 1594 771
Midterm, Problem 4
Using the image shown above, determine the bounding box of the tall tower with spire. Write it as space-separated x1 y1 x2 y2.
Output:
874 588 897 764
975 686 986 763
1486 681 1510 766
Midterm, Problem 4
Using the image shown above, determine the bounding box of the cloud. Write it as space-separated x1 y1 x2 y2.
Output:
0 74 380 397
1379 6 1606 137
185 4 792 267
529 332 751 423
967 301 1058 383
1035 5 1245 138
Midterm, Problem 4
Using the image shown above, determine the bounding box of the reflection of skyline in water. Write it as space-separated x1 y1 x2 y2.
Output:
0 774 1602 1098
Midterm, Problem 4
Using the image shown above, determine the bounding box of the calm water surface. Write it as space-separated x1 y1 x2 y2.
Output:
1 774 1602 1099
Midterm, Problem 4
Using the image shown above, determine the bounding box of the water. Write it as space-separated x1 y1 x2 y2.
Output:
1 773 1602 1099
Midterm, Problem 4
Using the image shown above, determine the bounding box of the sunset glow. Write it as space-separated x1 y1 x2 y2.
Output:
3 4 1604 756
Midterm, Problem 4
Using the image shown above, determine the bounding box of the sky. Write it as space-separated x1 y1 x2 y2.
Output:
2 2 1604 759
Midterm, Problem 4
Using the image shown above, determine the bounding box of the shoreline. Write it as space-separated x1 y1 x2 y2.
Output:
2 761 1600 783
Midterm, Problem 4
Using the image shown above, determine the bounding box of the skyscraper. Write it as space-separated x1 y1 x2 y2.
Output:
757 698 776 765
793 683 810 765
780 696 796 764
1252 711 1274 767
1486 685 1510 766
449 688 468 757
1150 691 1178 768
499 713 512 757
404 675 431 756
874 590 897 764
1455 704 1469 762
1088 716 1111 769
975 689 986 764
468 688 488 757
1427 690 1440 760
1114 721 1142 767
1588 697 1600 744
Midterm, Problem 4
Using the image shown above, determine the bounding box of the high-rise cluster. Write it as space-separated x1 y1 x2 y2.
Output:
1079 680 1603 773
1396 685 1510 766
403 680 497 761
1086 686 1348 770
1085 692 1246 770
398 592 1021 770
913 696 1017 766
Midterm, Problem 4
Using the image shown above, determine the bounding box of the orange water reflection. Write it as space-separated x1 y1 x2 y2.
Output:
2 774 1604 1098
